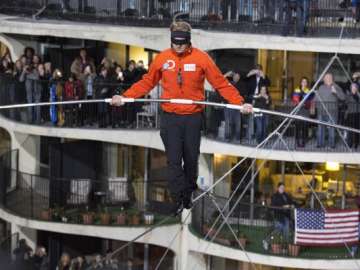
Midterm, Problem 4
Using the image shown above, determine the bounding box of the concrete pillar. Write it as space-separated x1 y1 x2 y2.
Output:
143 243 149 270
211 256 226 270
11 132 40 175
177 216 206 270
103 142 118 178
179 251 206 270
240 261 252 270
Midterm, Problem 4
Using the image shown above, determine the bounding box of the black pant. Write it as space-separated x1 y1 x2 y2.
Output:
295 120 307 146
160 112 202 202
283 0 305 36
346 112 360 148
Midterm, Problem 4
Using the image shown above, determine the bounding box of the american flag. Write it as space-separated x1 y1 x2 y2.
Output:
295 208 359 246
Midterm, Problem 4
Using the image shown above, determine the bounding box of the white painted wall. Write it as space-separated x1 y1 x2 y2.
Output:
0 34 25 60
11 131 40 175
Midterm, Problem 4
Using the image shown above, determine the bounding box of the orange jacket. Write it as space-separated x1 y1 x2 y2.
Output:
123 47 244 114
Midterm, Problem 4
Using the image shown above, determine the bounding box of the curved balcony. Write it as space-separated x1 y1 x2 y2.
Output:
0 0 359 39
0 150 180 247
0 75 359 164
189 192 360 269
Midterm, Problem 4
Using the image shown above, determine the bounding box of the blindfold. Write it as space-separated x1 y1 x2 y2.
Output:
171 31 191 45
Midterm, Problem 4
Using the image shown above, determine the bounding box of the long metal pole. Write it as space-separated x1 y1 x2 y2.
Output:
1 98 360 135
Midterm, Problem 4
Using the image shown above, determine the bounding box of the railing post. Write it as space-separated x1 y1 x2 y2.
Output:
310 164 315 209
341 164 347 209
30 175 34 218
144 148 149 211
116 0 122 16
250 160 255 224
0 157 5 206
201 196 204 234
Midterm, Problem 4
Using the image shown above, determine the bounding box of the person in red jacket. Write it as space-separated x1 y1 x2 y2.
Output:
64 73 83 127
111 21 253 215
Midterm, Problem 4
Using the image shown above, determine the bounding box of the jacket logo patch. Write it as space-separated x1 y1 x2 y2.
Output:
163 60 175 70
184 64 196 71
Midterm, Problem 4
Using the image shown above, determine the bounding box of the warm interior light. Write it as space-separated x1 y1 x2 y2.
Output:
325 162 340 171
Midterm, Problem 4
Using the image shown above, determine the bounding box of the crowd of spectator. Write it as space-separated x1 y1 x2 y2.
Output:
59 0 360 30
10 239 143 270
0 46 148 128
1 45 360 149
218 65 360 149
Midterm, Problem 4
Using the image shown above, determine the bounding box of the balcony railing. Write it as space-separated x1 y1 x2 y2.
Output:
4 171 179 225
191 192 360 259
0 150 178 226
0 0 359 38
0 74 358 153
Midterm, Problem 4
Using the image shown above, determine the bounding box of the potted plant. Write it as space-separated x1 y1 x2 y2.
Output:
270 231 283 255
40 208 52 221
99 206 111 225
52 205 65 222
287 234 300 256
82 210 94 225
237 231 247 249
203 211 220 237
115 207 127 225
143 212 154 225
202 224 215 238
130 211 141 225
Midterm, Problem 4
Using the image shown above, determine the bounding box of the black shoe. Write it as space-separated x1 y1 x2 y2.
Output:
182 194 193 209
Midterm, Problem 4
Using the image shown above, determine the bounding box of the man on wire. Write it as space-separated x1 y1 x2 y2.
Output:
111 21 253 215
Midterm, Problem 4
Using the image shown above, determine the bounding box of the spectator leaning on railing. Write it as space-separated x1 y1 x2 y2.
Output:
95 66 114 128
292 77 313 148
253 85 271 143
245 64 270 140
224 71 247 143
19 59 43 124
71 48 96 81
82 64 97 126
283 0 309 36
111 21 253 215
56 252 71 270
315 73 345 148
271 182 297 241
345 82 360 149
13 238 33 269
64 73 84 127
31 245 49 270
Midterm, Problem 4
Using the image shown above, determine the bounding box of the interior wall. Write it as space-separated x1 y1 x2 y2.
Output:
288 51 316 91
129 45 150 68
106 42 126 68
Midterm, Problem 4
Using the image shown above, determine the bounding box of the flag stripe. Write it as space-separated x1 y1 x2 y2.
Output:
325 210 360 215
296 228 358 233
296 238 358 244
325 217 359 222
325 222 358 228
296 232 359 239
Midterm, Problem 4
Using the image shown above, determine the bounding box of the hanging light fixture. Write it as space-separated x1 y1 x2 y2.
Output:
325 161 340 171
